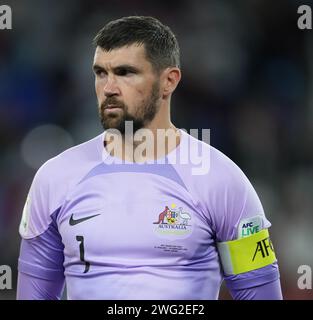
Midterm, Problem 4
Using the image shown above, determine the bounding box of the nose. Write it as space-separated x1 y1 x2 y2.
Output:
103 75 119 97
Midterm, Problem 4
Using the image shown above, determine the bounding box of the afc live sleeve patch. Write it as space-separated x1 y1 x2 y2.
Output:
237 215 264 239
217 229 277 275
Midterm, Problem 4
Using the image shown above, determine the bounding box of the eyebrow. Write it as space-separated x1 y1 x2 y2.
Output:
92 64 140 73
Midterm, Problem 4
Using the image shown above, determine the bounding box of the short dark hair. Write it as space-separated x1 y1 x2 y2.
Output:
93 16 180 72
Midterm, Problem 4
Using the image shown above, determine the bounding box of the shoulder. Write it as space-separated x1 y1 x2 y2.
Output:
178 131 265 233
20 134 104 239
34 133 103 186
180 129 249 189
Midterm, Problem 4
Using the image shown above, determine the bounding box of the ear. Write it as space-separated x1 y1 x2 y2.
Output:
161 67 181 98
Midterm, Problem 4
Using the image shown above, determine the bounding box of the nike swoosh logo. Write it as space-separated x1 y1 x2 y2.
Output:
69 213 101 226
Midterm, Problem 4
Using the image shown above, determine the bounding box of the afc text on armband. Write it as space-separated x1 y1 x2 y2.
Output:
252 237 274 262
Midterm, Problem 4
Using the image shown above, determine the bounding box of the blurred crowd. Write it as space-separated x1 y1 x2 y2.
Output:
0 0 312 299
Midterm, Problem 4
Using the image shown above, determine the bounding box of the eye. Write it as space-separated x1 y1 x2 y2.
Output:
95 70 106 78
115 68 136 76
93 67 107 78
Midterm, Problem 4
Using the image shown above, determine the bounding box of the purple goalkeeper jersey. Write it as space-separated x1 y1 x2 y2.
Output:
17 129 281 299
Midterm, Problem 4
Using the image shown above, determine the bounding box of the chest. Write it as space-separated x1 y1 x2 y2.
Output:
57 172 214 264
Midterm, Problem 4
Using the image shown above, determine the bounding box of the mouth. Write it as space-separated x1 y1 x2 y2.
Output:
103 104 123 112
104 104 122 109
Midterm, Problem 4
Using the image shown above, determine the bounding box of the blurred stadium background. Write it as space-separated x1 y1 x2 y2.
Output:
1 0 313 299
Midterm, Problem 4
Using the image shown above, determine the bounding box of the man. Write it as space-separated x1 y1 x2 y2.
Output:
17 16 282 299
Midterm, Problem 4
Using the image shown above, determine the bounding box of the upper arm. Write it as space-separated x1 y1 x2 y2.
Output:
211 158 270 242
17 164 65 299
17 217 65 299
207 153 281 296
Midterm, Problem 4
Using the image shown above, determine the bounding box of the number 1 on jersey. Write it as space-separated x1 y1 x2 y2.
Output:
76 235 90 273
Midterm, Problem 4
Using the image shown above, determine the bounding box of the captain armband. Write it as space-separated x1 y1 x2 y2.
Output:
217 229 277 275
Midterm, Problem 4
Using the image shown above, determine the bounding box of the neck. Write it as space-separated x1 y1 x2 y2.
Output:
104 111 181 163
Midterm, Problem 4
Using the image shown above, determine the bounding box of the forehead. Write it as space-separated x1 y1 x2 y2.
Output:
93 44 151 69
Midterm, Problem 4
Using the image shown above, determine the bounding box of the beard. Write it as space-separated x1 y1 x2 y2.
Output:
98 80 161 135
